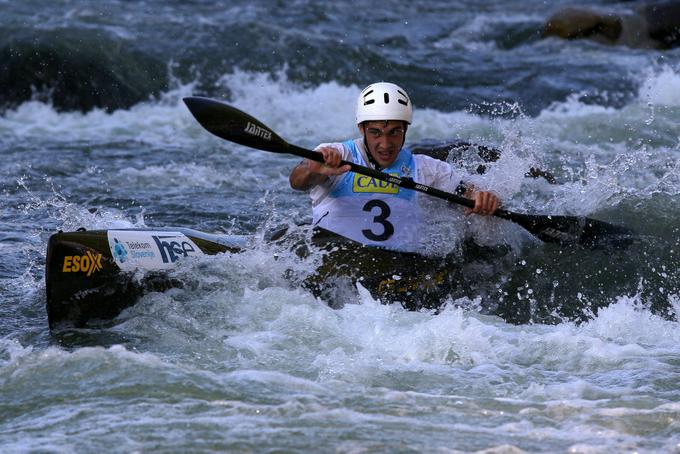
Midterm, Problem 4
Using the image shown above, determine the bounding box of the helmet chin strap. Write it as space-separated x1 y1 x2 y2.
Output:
363 135 382 170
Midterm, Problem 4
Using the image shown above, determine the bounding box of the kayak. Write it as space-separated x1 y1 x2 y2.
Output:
45 228 247 329
45 225 512 329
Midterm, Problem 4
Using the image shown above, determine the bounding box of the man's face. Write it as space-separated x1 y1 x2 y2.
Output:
360 120 406 168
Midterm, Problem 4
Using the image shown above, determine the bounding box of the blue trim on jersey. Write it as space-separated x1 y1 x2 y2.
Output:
329 140 416 200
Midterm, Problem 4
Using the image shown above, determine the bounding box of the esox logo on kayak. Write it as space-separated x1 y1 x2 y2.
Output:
62 251 103 276
244 122 272 141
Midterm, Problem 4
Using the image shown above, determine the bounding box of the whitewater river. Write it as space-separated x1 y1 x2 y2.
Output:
1 0 680 452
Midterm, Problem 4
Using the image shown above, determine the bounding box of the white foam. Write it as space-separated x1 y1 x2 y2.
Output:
114 239 680 384
0 343 169 380
638 65 680 106
434 12 544 52
226 369 327 393
0 82 202 147
2 65 677 150
117 162 264 189
0 338 33 367
3 67 679 219
216 69 359 146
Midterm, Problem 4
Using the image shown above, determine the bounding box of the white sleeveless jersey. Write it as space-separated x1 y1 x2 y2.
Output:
311 139 467 253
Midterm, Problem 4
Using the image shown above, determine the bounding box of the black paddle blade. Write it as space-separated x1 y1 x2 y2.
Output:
183 97 288 153
500 211 637 249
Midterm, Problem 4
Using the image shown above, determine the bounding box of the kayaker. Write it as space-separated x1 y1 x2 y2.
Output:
289 82 501 253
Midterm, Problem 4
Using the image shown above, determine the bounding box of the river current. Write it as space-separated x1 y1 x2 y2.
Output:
1 0 680 452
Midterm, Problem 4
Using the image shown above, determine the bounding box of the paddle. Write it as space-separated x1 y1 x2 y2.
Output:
183 96 635 249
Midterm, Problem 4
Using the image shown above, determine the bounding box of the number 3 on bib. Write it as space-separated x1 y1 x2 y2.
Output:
362 199 394 241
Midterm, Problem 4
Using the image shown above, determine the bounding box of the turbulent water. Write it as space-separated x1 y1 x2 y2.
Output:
2 0 680 452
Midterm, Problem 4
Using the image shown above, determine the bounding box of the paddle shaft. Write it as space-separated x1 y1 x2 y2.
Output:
288 145 633 248
288 143 516 218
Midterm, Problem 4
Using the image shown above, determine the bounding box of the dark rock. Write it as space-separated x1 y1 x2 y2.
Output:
543 1 680 49
0 28 168 112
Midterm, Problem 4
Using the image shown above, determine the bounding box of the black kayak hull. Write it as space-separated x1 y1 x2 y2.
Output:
45 226 508 329
45 228 246 329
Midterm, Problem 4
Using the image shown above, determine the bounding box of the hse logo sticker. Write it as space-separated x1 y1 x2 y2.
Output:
107 231 204 271
353 173 399 194
62 251 103 276
152 234 199 263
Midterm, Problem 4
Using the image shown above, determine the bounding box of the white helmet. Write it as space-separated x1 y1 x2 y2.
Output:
356 82 413 125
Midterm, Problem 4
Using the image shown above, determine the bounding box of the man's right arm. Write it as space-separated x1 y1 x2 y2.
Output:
289 146 351 191
289 160 329 191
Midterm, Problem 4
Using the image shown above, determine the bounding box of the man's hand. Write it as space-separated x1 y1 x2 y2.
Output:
306 147 351 176
289 147 351 191
464 191 501 216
